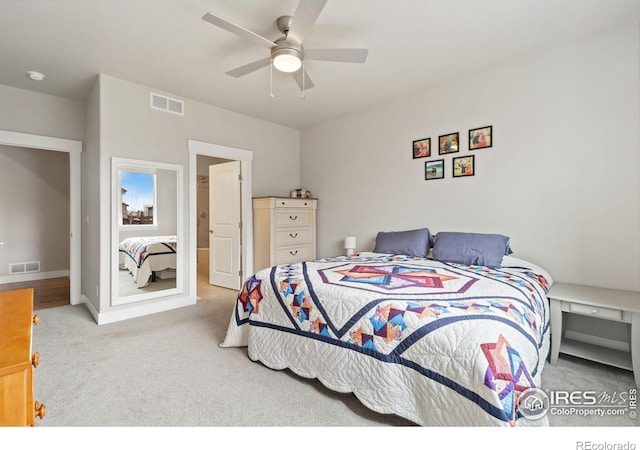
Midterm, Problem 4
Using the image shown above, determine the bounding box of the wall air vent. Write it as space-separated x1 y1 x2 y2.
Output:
150 92 184 116
9 261 40 274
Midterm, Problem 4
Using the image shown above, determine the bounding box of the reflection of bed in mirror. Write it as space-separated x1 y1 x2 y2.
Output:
119 236 177 288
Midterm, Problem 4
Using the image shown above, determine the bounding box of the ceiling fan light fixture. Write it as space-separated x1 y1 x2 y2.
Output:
203 1 369 92
272 49 302 73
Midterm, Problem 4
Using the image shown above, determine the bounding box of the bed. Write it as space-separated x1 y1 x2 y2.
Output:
221 229 553 426
118 235 177 288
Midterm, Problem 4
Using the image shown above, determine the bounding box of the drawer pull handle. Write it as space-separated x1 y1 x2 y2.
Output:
34 401 46 420
290 250 298 256
289 233 298 238
33 314 39 325
32 352 40 368
289 215 298 220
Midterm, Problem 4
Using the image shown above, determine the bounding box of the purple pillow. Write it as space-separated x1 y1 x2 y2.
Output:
373 228 432 257
432 232 510 268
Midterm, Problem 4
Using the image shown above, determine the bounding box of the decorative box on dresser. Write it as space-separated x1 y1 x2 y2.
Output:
253 197 317 272
0 288 46 426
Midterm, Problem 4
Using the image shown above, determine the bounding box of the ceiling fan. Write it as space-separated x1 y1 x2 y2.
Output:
202 0 368 93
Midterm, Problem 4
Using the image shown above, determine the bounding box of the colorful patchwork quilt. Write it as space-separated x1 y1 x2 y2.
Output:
221 253 553 426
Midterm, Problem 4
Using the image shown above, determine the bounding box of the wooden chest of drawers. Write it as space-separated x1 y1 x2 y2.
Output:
253 197 317 272
0 288 45 426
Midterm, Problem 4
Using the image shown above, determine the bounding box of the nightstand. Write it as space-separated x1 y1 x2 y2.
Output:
547 282 640 387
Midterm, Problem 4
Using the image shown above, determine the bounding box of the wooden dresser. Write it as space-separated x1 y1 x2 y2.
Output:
253 197 317 272
0 288 46 426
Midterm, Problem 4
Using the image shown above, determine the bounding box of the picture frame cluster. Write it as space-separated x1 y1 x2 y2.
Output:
414 125 492 180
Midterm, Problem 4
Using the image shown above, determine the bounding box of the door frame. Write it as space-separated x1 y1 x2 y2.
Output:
0 130 82 305
188 140 253 297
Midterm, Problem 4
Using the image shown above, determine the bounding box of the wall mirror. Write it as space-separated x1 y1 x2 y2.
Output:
111 157 183 306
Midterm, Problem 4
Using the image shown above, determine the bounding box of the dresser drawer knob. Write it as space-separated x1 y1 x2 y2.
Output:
591 309 598 314
289 233 298 238
32 352 40 368
289 215 298 220
289 250 298 256
32 314 39 325
34 401 46 420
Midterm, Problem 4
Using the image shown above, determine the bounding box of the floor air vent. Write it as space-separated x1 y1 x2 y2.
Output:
150 92 184 116
9 261 41 274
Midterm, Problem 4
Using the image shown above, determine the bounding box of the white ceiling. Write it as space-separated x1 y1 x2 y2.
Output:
1 0 639 129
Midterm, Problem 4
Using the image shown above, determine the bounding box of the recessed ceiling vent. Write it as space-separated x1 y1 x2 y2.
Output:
150 92 184 116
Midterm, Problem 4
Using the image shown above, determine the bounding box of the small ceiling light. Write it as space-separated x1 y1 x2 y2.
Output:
27 71 46 81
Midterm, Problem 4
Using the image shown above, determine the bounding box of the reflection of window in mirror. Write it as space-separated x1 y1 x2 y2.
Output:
119 168 157 229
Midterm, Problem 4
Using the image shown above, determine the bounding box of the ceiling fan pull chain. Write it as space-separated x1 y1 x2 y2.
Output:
270 62 274 98
302 60 305 99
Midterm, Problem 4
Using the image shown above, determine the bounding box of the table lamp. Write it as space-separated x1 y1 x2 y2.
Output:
344 236 357 256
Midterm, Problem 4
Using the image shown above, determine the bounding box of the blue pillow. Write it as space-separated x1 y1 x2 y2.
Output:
373 228 432 257
432 232 511 268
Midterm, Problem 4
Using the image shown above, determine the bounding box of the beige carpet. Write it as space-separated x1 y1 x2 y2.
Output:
18 273 638 446
32 294 412 427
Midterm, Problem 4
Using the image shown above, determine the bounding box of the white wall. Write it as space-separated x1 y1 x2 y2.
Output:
99 74 300 196
0 84 85 140
300 21 640 292
83 75 101 310
96 74 300 315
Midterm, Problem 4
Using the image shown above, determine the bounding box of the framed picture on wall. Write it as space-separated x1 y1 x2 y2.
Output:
438 132 459 155
453 155 475 177
425 159 444 180
469 125 492 150
412 138 431 159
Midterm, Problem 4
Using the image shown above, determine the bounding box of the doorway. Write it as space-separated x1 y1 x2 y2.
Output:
0 130 82 305
196 156 240 291
188 140 253 301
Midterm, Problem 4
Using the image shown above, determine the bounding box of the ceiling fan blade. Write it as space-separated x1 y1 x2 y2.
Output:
304 48 369 63
287 0 328 44
203 13 276 49
226 58 272 77
292 70 315 90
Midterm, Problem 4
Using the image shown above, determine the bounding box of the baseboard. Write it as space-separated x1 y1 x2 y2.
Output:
0 270 69 285
564 330 630 353
95 294 197 325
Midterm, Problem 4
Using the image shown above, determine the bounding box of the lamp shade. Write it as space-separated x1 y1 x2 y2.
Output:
344 236 356 250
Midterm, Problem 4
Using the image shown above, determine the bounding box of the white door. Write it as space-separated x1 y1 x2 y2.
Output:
209 161 241 290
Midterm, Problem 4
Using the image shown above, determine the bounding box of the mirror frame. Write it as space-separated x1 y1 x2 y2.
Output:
111 157 184 306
